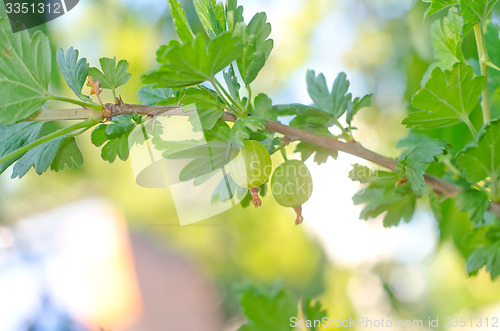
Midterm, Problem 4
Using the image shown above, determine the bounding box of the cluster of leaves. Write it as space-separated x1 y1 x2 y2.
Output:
236 283 327 331
141 0 372 204
0 15 140 179
1 0 500 283
0 20 91 178
274 71 372 164
0 122 84 178
137 0 272 204
0 0 371 206
349 164 417 227
348 0 500 279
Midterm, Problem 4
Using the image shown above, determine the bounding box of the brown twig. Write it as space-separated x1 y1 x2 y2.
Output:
26 103 500 217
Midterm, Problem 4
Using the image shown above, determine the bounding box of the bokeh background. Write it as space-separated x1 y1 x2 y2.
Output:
1 0 500 330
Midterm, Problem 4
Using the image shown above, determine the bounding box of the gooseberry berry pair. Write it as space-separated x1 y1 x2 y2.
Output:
227 140 313 224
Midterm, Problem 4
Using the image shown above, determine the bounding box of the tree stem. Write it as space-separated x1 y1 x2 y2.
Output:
474 24 491 124
18 102 500 217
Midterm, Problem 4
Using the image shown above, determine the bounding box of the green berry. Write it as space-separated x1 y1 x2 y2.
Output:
228 140 272 189
271 160 313 224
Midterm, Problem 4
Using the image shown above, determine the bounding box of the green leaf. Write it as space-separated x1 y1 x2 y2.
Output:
1 122 84 178
302 298 327 331
157 89 186 107
211 171 247 204
236 283 297 331
245 94 276 145
486 23 500 68
288 116 338 165
192 169 219 186
91 115 141 162
456 190 490 225
346 94 371 125
0 122 43 174
433 195 474 257
466 241 500 279
193 0 226 38
224 66 241 102
0 18 51 125
422 0 458 18
0 121 85 179
306 70 352 119
397 140 448 196
104 115 138 136
273 104 325 117
430 8 463 70
456 119 500 198
138 85 173 106
295 141 338 165
348 163 373 183
11 135 83 179
155 122 234 181
226 0 244 33
460 0 499 36
229 117 267 148
11 137 64 178
101 135 129 162
182 87 225 131
252 93 276 121
88 57 131 91
485 23 500 118
142 33 243 88
234 12 274 85
429 191 445 223
404 63 485 129
289 110 333 132
168 0 195 43
56 47 91 102
352 171 416 227
50 137 84 172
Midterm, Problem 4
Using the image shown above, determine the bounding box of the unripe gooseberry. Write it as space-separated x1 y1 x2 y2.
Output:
271 160 313 224
228 140 272 207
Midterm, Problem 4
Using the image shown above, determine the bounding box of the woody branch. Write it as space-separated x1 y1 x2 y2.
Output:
26 103 498 218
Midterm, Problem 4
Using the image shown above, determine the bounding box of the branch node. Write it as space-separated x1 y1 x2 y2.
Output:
102 106 113 122
280 136 292 146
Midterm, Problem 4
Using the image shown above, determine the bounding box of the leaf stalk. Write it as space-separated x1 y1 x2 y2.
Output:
49 95 103 111
474 24 491 124
463 117 478 139
212 78 244 115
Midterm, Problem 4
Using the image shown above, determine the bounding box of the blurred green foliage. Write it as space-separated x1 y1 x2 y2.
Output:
3 0 500 329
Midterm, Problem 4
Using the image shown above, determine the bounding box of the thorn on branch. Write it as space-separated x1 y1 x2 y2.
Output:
115 95 124 106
